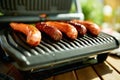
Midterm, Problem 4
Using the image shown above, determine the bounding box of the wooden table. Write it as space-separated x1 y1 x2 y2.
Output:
0 54 120 80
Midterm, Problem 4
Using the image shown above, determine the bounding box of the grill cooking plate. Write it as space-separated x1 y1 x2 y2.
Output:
0 28 119 71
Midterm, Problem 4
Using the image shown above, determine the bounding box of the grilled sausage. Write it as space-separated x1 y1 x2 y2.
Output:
71 19 101 36
45 21 78 39
36 22 62 41
68 21 87 36
10 22 41 46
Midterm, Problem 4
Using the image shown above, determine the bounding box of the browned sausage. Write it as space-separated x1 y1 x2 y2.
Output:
68 21 87 36
36 22 62 41
45 21 78 40
10 22 41 46
71 19 101 36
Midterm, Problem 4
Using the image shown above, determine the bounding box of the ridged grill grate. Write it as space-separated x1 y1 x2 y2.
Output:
4 29 114 57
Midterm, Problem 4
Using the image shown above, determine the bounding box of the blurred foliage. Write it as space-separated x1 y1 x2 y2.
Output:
70 1 77 13
0 12 4 16
80 0 104 25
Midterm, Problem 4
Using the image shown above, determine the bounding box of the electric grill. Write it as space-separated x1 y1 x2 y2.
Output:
0 0 119 80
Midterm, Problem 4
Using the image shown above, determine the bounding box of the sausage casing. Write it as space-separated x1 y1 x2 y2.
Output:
71 19 101 36
10 22 41 46
45 21 78 39
68 21 87 36
36 22 62 41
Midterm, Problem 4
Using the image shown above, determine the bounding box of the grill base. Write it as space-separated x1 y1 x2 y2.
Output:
20 53 108 80
0 46 108 80
0 27 118 80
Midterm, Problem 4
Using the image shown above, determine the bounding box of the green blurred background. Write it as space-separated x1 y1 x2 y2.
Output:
70 0 104 26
